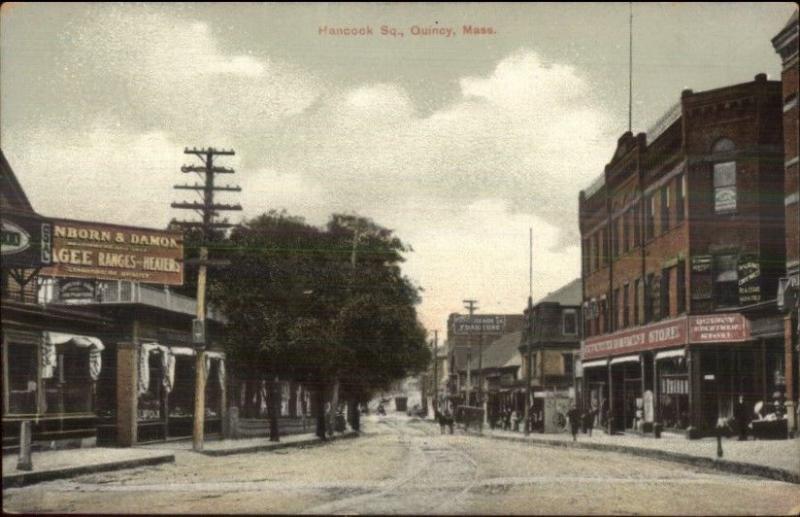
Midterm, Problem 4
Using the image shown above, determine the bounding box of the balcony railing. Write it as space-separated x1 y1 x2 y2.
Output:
43 279 226 322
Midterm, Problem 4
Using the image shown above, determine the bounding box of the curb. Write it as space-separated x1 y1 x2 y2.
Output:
476 432 800 485
2 453 175 489
198 431 360 457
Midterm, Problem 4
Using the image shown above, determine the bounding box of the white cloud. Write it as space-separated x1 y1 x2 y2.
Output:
274 49 615 248
8 10 611 337
5 124 182 229
61 5 320 142
385 198 581 333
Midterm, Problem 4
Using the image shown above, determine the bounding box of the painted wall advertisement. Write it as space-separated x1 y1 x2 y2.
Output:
40 219 184 285
737 256 761 304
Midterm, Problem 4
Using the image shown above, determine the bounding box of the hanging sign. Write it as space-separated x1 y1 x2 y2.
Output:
1 214 52 268
737 257 761 304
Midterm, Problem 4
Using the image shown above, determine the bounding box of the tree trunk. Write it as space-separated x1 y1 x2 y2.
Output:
328 377 340 437
314 385 327 440
288 381 298 418
243 380 254 418
347 398 360 432
269 375 280 442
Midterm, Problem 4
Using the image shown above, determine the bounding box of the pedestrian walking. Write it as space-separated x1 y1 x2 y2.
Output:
444 407 455 435
436 409 446 435
583 406 596 437
567 403 581 442
734 395 749 441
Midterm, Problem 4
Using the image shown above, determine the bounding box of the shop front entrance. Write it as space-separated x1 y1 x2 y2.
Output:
609 357 641 433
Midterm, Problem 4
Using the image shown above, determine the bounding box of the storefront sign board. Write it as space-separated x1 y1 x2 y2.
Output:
688 314 749 342
452 315 506 335
583 316 687 360
583 313 752 360
41 218 184 285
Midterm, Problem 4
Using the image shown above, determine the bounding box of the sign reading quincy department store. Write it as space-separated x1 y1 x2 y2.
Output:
40 219 184 285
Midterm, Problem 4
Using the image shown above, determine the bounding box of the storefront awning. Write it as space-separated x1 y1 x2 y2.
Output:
655 348 685 361
582 359 608 369
42 331 105 381
170 346 196 356
610 354 640 365
44 331 104 351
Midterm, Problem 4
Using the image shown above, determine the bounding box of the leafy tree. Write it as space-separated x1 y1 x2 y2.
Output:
208 210 431 438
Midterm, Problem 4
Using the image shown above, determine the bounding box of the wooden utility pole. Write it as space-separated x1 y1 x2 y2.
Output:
432 330 439 413
525 229 534 436
171 147 240 452
463 299 478 406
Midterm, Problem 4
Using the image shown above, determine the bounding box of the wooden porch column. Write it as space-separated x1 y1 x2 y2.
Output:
116 342 138 447
785 316 796 431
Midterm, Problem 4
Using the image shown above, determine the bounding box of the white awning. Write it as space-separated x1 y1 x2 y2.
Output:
170 346 196 356
44 331 104 351
655 348 685 361
610 355 640 365
582 359 608 369
42 332 105 381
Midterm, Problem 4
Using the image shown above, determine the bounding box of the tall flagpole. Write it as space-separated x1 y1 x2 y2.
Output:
628 2 633 133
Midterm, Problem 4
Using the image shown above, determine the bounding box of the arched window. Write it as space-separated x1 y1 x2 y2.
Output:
711 138 736 153
711 138 736 213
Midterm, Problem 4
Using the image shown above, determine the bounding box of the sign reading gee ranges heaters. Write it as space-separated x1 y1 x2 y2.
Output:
41 219 184 286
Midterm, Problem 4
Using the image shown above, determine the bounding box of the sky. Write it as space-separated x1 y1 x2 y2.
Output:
1 2 796 338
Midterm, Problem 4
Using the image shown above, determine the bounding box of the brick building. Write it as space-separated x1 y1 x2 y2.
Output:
772 9 799 433
578 75 786 437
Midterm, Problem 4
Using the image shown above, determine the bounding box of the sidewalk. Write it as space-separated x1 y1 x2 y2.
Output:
137 430 359 457
472 424 800 484
2 447 174 488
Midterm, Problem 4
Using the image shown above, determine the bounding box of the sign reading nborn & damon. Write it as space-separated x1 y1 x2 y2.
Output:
40 219 184 286
583 313 751 360
452 315 506 335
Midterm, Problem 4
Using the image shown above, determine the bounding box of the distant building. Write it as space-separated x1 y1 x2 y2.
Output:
519 278 582 431
579 76 786 438
772 8 799 433
445 312 524 406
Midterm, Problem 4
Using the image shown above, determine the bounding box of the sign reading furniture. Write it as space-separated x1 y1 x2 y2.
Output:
582 313 751 360
40 219 184 286
452 315 506 335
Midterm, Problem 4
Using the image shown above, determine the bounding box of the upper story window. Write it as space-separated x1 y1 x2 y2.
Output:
600 228 608 266
713 254 739 307
675 174 686 225
660 185 670 234
712 138 736 214
582 238 590 276
713 162 737 213
645 195 655 241
562 309 577 335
